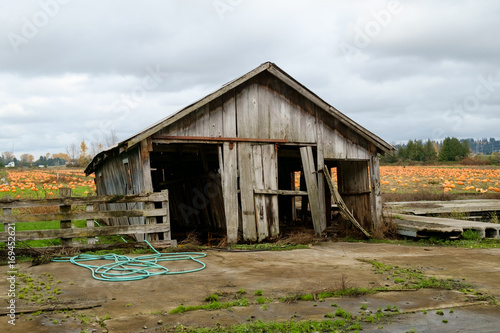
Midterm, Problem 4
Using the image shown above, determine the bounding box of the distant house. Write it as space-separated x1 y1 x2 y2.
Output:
5 162 15 168
85 62 394 243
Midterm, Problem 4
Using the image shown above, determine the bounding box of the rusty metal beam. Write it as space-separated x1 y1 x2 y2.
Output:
152 135 288 144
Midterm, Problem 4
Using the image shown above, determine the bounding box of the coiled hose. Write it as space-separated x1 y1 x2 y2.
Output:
52 240 206 282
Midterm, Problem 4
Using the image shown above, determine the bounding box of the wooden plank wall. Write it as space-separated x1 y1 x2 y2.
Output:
95 146 146 240
337 160 372 231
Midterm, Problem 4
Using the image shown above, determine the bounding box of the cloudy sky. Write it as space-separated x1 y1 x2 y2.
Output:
1 0 499 159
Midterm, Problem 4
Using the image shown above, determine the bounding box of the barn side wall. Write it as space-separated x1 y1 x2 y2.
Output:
94 146 146 240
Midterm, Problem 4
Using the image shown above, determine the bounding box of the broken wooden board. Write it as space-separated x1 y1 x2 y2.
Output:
386 199 500 215
394 214 500 239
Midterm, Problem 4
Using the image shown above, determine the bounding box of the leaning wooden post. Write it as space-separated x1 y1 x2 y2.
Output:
60 188 72 247
86 193 95 245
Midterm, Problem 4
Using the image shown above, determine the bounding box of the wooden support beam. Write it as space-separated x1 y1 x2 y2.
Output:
140 139 155 241
299 146 325 235
370 155 383 229
315 117 327 232
254 189 308 196
153 135 288 143
161 189 171 241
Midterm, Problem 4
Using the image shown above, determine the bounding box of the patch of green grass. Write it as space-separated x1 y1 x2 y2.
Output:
204 294 219 302
172 318 351 332
462 229 482 241
334 307 352 320
299 294 314 301
256 297 272 305
253 290 263 296
360 304 368 310
436 310 444 315
229 243 309 251
170 298 249 315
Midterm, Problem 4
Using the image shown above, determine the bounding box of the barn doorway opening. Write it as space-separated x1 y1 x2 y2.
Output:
149 143 226 242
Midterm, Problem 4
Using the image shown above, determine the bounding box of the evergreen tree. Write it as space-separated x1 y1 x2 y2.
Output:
439 137 469 161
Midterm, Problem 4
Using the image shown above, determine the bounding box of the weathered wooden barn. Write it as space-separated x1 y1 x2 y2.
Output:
85 62 394 243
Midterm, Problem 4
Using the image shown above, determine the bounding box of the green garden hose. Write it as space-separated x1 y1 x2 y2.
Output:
51 240 206 282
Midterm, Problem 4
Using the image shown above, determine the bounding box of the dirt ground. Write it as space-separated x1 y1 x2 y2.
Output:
2 242 500 332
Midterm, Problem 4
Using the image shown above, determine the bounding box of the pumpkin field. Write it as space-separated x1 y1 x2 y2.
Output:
0 169 96 200
380 165 500 194
2 166 500 201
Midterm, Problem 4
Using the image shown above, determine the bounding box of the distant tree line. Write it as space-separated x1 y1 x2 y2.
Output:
0 130 119 169
382 137 476 164
464 138 500 155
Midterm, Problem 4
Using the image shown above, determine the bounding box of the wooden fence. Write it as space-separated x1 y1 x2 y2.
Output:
0 189 175 250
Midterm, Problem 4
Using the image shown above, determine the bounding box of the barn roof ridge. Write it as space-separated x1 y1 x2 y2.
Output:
85 62 394 175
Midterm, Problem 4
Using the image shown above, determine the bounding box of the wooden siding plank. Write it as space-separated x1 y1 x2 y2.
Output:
195 105 210 137
237 142 257 241
257 85 271 139
262 144 279 237
209 101 223 137
221 143 239 243
252 145 268 241
299 146 324 235
237 83 259 138
222 93 237 137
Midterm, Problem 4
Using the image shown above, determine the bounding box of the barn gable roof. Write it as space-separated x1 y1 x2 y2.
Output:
86 62 394 175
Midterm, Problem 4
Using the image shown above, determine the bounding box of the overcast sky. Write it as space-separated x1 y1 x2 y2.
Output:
1 0 499 159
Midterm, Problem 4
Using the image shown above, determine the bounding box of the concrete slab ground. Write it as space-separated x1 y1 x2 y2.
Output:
1 242 500 332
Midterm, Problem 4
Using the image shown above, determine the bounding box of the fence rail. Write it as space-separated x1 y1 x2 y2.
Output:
0 189 174 250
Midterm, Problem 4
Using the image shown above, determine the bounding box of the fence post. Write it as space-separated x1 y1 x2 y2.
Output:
161 189 170 241
60 188 72 247
2 195 11 247
86 193 95 245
